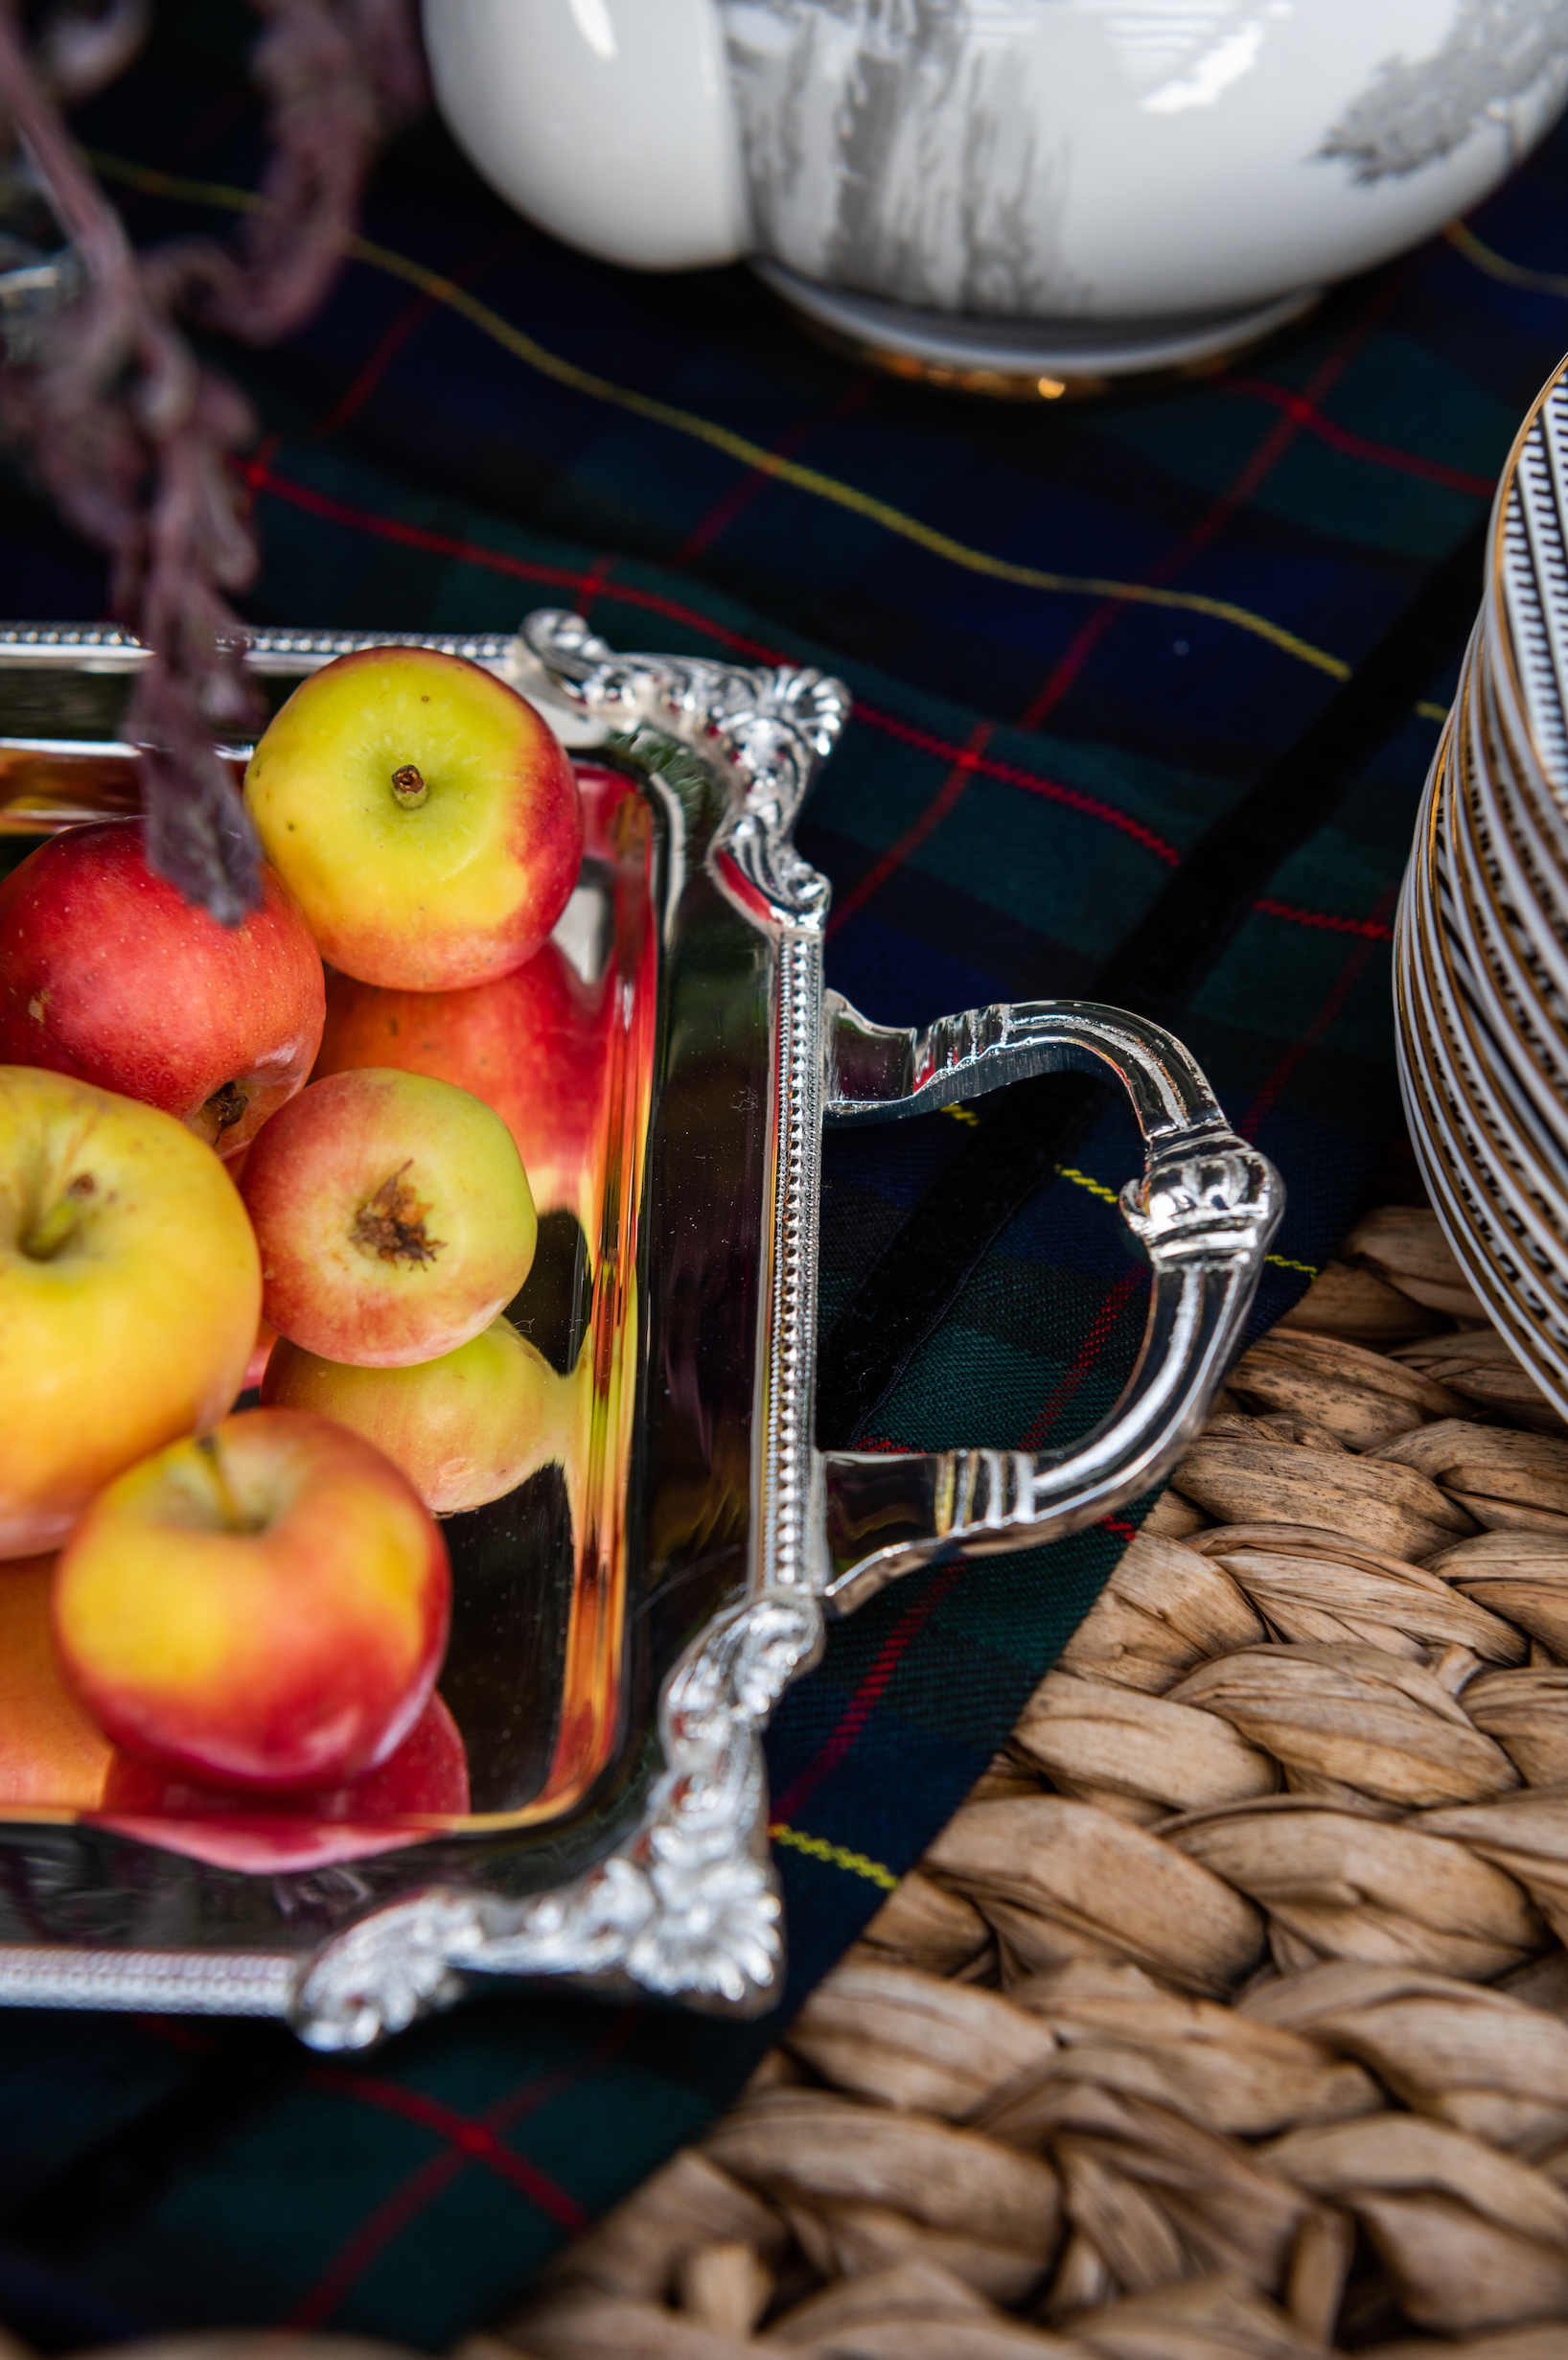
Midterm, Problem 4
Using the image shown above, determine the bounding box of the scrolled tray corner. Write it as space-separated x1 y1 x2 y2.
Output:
0 611 1281 2045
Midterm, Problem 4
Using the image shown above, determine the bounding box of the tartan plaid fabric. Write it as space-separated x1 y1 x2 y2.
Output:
3 4 1568 2344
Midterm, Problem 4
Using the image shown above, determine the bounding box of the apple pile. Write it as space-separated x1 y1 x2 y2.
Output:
0 646 589 1860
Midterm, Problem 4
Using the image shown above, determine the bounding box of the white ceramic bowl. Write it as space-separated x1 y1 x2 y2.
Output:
423 0 1568 378
422 0 749 272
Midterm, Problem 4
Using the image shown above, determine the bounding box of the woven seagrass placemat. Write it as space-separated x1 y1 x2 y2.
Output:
484 1174 1568 2360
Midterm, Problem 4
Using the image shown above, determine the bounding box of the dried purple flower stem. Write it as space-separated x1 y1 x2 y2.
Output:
0 0 426 923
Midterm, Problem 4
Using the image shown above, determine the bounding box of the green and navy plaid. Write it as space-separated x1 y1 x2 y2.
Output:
0 4 1565 2345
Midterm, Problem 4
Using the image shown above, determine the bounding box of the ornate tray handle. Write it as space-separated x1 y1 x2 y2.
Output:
518 610 1284 1621
819 994 1284 1612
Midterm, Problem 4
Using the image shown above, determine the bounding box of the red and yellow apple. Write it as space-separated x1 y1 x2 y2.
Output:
312 942 611 1222
54 1407 450 1792
243 646 583 991
0 819 325 1156
241 1067 537 1367
262 1315 560 1514
98 1691 470 1872
0 1068 261 1558
0 1556 114 1810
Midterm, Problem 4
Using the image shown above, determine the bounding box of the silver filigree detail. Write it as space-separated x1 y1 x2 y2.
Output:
291 1890 483 2052
1320 0 1568 179
526 607 838 1597
1121 1136 1281 1267
765 933 824 1591
451 1587 823 2007
287 1588 823 2047
522 607 846 927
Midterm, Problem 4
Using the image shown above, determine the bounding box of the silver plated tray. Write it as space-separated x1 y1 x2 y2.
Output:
0 612 1282 2048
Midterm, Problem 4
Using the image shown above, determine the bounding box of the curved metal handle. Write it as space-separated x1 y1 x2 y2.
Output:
818 993 1283 1612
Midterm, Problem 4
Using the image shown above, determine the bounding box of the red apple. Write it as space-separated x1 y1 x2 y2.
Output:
312 942 611 1223
0 1067 262 1559
241 1067 537 1367
53 1408 450 1792
96 1691 470 1872
262 1315 562 1514
243 646 583 991
0 819 325 1156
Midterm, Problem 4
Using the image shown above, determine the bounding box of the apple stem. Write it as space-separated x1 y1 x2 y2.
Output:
196 1433 254 1535
20 1170 95 1261
391 763 427 809
203 1080 250 1141
351 1162 446 1265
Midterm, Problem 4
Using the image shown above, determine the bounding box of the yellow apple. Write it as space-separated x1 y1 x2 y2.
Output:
261 1316 560 1513
243 645 583 990
0 1068 261 1559
0 1556 114 1809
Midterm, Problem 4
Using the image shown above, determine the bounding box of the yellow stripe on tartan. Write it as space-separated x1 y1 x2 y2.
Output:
1058 1163 1119 1207
88 150 1352 688
770 1823 899 1890
1416 700 1449 724
88 154 263 215
1266 1253 1321 1277
1445 220 1568 300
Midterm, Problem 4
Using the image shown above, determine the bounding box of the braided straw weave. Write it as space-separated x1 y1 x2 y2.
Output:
481 1185 1568 2360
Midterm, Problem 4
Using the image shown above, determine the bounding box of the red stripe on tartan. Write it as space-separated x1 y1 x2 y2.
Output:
1019 1268 1145 1453
1019 283 1396 729
1254 896 1395 941
675 374 877 566
287 2145 467 2331
286 2015 642 2329
237 431 284 525
315 295 445 439
239 461 788 659
826 720 994 936
1099 1515 1137 1541
132 2016 216 2052
771 1562 966 1827
314 230 524 438
572 550 620 621
846 704 1182 865
242 460 1185 867
1228 377 1495 498
1239 883 1399 1138
303 2069 589 2231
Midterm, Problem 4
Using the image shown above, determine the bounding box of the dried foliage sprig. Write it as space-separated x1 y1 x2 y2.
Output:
0 0 426 922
